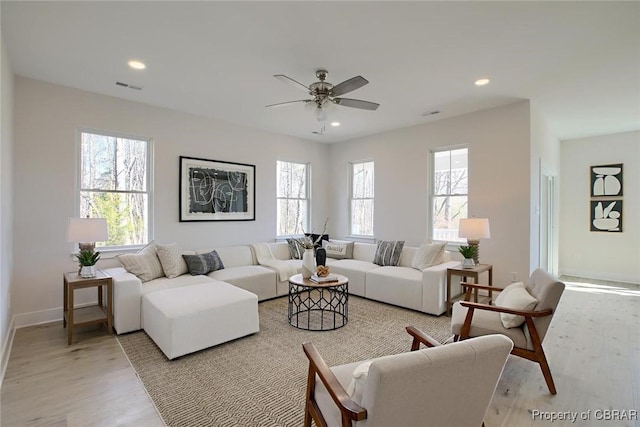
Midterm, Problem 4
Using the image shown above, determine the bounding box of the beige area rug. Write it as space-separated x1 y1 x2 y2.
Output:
117 295 452 427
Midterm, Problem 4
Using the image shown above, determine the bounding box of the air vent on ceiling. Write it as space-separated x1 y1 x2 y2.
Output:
116 81 142 91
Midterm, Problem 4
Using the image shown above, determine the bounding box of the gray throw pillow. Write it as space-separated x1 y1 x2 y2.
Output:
182 250 225 275
373 240 405 266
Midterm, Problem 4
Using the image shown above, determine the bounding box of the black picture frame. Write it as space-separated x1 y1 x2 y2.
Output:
179 156 255 222
590 199 622 232
590 163 623 197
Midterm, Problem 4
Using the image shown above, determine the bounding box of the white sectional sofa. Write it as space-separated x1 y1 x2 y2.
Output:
326 243 460 315
105 240 458 358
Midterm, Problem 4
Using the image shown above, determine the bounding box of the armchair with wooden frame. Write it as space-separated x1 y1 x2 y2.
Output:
451 268 565 395
302 326 513 427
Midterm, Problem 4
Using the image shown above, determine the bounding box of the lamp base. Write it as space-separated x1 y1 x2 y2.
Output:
467 239 480 264
78 242 95 252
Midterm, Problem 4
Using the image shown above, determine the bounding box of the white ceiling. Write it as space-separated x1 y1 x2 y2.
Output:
2 1 639 143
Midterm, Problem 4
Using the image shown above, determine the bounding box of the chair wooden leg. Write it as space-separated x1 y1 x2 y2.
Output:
538 351 557 395
524 317 557 395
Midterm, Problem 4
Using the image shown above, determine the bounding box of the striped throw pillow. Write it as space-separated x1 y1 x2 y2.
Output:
182 250 225 275
373 240 405 266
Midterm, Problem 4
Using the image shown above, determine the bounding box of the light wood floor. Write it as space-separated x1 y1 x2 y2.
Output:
1 276 638 427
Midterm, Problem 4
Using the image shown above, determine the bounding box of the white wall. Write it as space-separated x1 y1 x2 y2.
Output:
1 26 15 381
12 77 331 325
560 131 640 283
530 105 561 275
329 102 532 286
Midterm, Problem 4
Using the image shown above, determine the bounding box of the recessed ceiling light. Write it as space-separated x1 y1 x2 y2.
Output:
128 60 146 70
475 78 490 86
330 122 340 127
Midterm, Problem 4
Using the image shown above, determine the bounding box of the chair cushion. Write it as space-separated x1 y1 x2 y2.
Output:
451 301 529 349
182 250 225 275
411 242 446 270
373 240 405 266
495 282 538 328
314 361 364 427
155 242 189 279
117 241 165 282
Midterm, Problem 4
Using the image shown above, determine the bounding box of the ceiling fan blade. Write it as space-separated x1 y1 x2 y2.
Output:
274 74 310 92
265 99 309 108
330 76 369 97
333 98 380 111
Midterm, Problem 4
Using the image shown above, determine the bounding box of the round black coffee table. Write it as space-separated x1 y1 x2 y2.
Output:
288 273 349 331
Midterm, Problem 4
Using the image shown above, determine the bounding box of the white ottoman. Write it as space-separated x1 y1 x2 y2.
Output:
142 281 259 359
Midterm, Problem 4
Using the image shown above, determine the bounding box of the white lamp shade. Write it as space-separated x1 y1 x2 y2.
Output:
458 218 491 239
67 217 109 243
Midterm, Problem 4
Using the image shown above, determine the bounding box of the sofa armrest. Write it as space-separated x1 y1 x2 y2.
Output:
420 260 461 315
104 267 143 334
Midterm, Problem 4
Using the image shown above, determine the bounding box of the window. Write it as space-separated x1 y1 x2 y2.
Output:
276 160 309 236
350 161 374 236
78 130 152 248
431 148 468 242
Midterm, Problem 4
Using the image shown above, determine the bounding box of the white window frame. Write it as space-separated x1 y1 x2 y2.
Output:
76 128 154 251
429 146 468 244
349 160 375 237
276 160 310 237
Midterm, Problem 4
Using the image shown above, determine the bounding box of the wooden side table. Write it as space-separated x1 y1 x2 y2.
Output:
446 264 493 316
63 270 113 345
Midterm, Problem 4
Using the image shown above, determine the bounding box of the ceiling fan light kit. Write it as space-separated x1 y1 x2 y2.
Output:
267 69 379 122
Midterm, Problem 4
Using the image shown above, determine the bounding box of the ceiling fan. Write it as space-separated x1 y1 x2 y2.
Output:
266 69 380 121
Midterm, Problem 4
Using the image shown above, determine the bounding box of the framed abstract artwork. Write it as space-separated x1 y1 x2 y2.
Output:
590 164 623 197
590 200 622 232
179 156 255 222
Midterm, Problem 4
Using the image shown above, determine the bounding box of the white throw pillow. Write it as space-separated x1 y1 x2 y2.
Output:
494 281 524 306
496 282 537 328
346 361 372 406
116 241 165 282
411 242 447 270
322 239 354 259
155 242 189 279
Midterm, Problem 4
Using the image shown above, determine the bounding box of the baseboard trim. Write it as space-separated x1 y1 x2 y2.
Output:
1 301 103 389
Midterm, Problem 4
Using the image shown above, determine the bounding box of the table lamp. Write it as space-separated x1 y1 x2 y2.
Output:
458 218 490 265
67 217 109 252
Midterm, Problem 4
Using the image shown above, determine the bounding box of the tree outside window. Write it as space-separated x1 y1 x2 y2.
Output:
79 131 151 247
351 161 374 236
432 148 468 242
277 161 308 236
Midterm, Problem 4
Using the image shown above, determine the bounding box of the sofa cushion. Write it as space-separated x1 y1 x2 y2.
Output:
286 238 305 259
208 265 278 301
141 274 216 295
373 240 405 266
322 239 354 260
117 241 165 282
183 250 225 275
411 242 447 270
155 242 189 279
366 266 423 311
328 259 380 297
